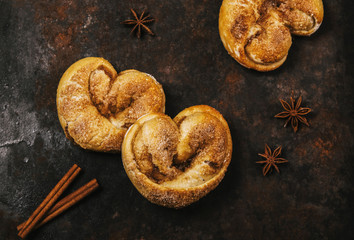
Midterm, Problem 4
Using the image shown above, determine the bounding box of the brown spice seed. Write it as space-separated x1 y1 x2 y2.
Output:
275 91 312 132
256 144 288 176
121 9 155 39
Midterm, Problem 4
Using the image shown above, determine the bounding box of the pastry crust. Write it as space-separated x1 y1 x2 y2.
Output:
219 0 324 71
56 57 165 152
122 105 232 208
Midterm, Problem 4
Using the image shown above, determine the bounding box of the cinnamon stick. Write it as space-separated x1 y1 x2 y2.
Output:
17 179 99 231
18 164 81 238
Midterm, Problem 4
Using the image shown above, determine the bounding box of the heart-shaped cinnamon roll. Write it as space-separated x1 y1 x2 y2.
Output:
122 105 232 208
57 57 165 152
219 0 324 71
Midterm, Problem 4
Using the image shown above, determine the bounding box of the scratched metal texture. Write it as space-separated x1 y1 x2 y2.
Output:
0 0 353 239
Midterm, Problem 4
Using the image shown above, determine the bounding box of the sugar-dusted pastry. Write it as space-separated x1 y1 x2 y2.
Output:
219 0 324 71
57 57 165 152
122 105 232 208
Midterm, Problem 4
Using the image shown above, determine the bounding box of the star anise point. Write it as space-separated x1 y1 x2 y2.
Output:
256 144 288 176
275 92 312 132
121 8 155 39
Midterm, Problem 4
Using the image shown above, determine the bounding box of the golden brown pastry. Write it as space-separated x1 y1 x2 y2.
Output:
122 105 232 208
57 57 165 152
219 0 324 71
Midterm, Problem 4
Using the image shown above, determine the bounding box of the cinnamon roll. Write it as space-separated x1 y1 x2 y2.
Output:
219 0 324 71
57 57 165 152
122 105 232 208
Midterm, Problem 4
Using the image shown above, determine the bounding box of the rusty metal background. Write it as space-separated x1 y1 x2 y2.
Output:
1 0 353 239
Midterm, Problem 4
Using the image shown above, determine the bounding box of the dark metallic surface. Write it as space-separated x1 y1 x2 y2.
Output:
1 0 353 239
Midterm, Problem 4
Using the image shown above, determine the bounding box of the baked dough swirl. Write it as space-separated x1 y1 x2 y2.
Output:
57 57 165 152
122 105 232 208
219 0 324 71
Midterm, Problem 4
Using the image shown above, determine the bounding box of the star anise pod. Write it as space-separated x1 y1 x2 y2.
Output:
121 9 154 39
275 92 312 132
256 144 288 176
